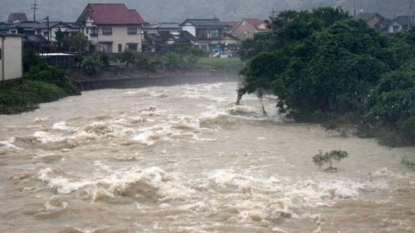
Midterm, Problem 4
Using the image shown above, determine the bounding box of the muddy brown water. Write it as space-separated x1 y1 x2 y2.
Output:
0 79 414 233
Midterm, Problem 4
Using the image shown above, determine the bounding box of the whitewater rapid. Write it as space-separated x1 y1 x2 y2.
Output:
0 81 414 233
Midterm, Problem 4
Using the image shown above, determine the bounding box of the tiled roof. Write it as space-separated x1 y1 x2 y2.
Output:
82 4 146 25
146 22 181 29
355 13 384 21
180 19 226 27
223 21 239 29
243 18 268 32
8 13 28 23
24 34 48 43
8 21 41 29
181 30 197 42
394 16 412 26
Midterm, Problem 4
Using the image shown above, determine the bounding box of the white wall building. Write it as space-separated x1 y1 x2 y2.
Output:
76 3 147 53
0 34 23 84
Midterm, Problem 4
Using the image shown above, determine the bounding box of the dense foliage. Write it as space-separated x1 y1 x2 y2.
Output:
118 50 199 70
238 7 415 146
0 51 81 114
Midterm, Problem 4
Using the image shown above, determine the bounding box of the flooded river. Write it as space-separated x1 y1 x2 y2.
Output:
0 79 414 233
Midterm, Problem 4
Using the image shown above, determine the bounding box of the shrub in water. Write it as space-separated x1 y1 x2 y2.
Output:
312 150 349 172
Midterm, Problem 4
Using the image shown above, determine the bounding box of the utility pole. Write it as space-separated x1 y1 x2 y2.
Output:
354 0 356 17
31 0 38 21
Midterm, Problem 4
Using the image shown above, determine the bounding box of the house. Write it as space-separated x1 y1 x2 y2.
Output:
0 23 9 33
34 21 80 43
386 16 413 33
144 30 196 53
230 18 268 41
223 21 239 33
180 18 237 52
7 21 41 35
76 3 147 53
144 22 182 37
0 34 23 85
355 13 385 29
7 13 28 23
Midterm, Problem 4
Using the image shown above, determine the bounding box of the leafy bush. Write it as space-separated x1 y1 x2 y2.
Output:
98 52 110 68
163 52 182 70
25 64 80 95
134 52 150 68
312 150 349 171
119 49 136 67
0 80 66 114
23 50 47 73
81 54 103 75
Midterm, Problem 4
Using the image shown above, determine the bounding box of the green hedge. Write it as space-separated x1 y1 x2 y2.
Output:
0 80 67 114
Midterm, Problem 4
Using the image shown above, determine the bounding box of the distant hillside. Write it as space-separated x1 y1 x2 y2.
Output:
0 0 411 23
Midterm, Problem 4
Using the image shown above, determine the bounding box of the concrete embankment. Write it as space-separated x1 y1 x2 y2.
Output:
69 66 241 91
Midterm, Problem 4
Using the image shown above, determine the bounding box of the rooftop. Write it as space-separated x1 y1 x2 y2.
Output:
77 3 146 25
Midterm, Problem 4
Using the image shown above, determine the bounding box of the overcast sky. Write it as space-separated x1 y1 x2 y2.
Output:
0 0 411 23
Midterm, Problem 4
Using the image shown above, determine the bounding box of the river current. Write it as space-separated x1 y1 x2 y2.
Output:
0 79 414 233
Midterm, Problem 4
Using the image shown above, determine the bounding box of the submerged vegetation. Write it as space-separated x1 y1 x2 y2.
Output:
312 150 349 172
237 7 415 147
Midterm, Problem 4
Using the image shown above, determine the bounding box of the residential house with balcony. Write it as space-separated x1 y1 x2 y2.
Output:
180 18 239 52
76 3 147 53
230 18 268 41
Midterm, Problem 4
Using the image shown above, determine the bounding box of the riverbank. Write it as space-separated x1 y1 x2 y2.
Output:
68 65 242 91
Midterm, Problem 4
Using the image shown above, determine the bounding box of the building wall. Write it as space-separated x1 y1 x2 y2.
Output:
84 25 143 53
231 22 256 41
388 22 403 33
182 24 196 37
367 16 383 28
0 35 23 83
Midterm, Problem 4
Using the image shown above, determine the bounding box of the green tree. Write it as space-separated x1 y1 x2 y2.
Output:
69 32 89 53
119 48 136 67
54 28 70 47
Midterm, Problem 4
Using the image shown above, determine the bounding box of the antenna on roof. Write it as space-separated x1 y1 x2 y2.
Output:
31 0 38 21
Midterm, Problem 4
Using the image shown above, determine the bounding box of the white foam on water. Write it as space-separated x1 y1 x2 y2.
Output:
0 137 23 151
132 131 162 146
33 131 67 144
37 165 196 202
34 117 50 123
52 121 72 131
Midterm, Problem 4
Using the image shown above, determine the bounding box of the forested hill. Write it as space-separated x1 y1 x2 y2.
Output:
0 0 411 23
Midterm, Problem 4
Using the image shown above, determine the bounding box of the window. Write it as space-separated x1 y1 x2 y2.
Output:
196 29 207 39
102 27 112 35
127 27 137 35
43 31 48 37
207 29 219 39
118 44 122 53
128 43 138 51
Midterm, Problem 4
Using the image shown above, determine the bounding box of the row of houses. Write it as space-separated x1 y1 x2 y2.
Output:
355 13 414 34
1 3 270 55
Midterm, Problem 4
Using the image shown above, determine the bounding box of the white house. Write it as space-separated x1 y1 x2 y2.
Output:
0 34 23 85
76 3 147 53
